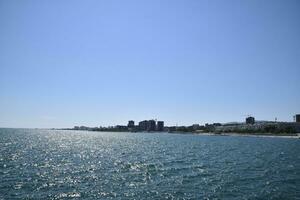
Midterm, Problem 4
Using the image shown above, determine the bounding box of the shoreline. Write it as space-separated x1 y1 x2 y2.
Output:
164 130 300 139
32 128 300 139
193 132 300 139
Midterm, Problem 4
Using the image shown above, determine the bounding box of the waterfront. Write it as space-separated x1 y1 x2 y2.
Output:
1 129 300 199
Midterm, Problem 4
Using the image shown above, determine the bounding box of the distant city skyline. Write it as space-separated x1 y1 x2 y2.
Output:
1 0 300 128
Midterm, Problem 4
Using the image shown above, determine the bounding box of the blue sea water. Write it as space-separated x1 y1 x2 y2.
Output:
0 129 299 199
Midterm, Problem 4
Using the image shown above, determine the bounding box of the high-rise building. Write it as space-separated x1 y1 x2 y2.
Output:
147 120 156 131
246 117 255 124
157 121 164 131
139 119 161 131
139 120 148 131
127 120 135 128
295 114 300 123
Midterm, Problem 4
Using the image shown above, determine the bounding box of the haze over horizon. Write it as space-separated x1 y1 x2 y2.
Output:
1 0 300 128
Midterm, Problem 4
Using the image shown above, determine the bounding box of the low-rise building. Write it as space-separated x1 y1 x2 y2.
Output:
192 124 200 131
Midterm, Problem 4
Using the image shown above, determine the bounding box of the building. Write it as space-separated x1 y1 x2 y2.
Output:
205 123 216 132
147 120 156 131
246 117 255 125
295 114 300 123
157 121 164 131
192 124 200 131
138 119 158 131
115 125 128 131
213 123 222 126
127 120 135 128
139 120 148 131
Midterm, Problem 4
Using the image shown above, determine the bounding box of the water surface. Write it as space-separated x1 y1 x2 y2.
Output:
0 129 299 199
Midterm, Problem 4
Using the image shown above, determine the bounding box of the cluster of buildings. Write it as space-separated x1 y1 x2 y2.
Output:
73 119 165 132
212 115 300 133
129 120 164 132
73 114 300 134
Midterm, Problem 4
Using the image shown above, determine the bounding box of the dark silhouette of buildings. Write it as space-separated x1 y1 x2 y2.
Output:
157 121 164 131
138 119 164 131
147 120 156 131
295 114 300 123
115 125 128 130
127 120 135 128
246 116 255 124
138 120 148 131
72 114 300 134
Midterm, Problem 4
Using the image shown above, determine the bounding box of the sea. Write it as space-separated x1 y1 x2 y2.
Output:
0 128 299 199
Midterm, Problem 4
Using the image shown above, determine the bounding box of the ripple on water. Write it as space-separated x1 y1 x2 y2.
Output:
0 129 300 199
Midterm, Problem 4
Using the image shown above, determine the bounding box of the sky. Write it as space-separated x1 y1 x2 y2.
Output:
1 0 300 128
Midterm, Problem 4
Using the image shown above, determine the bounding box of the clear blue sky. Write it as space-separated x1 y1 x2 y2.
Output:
1 0 300 128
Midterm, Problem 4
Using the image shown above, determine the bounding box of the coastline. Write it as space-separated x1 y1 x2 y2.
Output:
194 132 300 139
166 130 300 139
54 128 300 139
